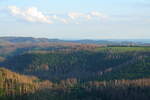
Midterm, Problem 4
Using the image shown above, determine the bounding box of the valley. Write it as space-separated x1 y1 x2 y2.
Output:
0 37 150 100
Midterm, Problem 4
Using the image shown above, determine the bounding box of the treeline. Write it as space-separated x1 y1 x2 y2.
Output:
0 68 53 98
2 78 150 100
1 67 150 100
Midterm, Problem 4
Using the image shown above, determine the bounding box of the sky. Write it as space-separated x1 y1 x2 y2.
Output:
0 0 150 39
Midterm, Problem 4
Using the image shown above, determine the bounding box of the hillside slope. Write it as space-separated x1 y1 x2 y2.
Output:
2 47 150 81
0 67 53 98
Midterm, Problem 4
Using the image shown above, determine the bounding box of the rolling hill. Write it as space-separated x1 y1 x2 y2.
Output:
0 45 150 100
1 47 150 82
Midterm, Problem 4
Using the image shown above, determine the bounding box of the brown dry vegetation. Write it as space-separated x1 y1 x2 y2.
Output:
0 42 102 56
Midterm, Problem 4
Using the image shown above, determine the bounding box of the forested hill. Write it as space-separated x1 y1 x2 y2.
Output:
1 47 150 82
1 67 150 100
0 46 150 100
0 67 54 98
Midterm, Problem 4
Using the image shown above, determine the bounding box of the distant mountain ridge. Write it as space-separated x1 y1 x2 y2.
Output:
0 36 149 45
0 37 111 44
0 37 61 43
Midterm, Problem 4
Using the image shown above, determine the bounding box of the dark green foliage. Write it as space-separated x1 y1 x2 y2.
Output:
100 56 150 80
0 46 150 100
2 47 150 81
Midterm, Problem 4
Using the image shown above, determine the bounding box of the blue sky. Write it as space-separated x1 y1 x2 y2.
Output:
0 0 150 39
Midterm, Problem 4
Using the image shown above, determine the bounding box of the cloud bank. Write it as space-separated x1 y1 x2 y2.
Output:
7 6 109 24
8 6 53 24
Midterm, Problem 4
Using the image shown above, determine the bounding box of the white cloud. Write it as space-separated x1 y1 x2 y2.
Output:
51 15 68 24
8 6 53 24
68 12 92 20
90 11 108 19
68 11 108 20
68 12 81 19
7 6 109 24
